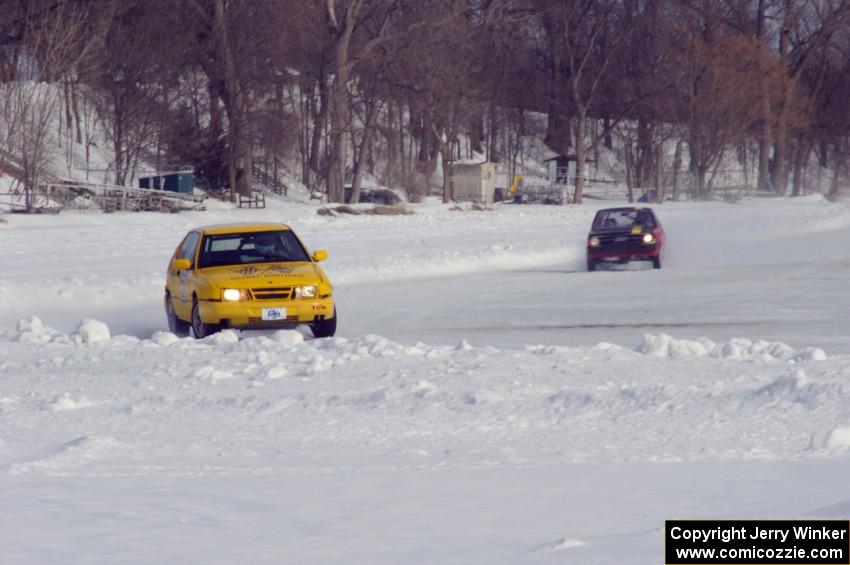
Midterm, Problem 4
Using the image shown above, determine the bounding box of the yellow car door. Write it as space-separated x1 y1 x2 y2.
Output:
170 231 201 320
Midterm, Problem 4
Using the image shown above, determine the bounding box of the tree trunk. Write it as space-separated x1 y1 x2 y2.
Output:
349 99 380 204
688 130 703 199
325 0 361 203
112 91 125 186
417 112 433 163
206 80 225 192
772 110 789 195
71 80 82 145
469 113 484 157
399 103 410 182
696 165 707 199
417 117 440 182
227 121 237 201
545 105 571 155
544 29 571 155
213 0 234 199
232 97 253 198
327 82 347 203
573 112 586 205
299 86 311 187
827 150 842 198
624 139 635 202
654 146 663 203
637 119 652 188
771 3 792 196
756 0 771 193
309 77 328 183
440 141 453 203
758 76 772 192
791 134 811 197
758 136 772 193
487 104 502 163
384 101 399 185
672 140 682 201
63 78 73 142
366 121 376 175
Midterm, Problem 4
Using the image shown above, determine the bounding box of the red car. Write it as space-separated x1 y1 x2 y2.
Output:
586 207 665 271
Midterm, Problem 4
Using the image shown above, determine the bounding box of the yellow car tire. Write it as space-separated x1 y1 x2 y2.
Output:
310 307 337 338
191 298 220 339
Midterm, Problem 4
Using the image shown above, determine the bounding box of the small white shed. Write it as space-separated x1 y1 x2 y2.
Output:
449 161 497 204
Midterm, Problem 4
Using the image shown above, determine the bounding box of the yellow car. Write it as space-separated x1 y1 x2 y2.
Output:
164 223 336 338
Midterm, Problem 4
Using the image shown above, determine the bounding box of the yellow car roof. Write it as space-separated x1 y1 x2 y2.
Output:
197 223 292 235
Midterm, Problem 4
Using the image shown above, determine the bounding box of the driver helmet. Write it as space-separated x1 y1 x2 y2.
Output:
254 234 277 254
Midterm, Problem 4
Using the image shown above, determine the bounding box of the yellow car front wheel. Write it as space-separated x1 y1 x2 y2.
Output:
310 307 337 338
192 298 220 339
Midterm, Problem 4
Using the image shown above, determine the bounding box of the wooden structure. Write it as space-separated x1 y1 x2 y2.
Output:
252 167 288 195
0 142 206 213
0 181 206 213
238 191 266 208
449 161 497 204
543 154 595 186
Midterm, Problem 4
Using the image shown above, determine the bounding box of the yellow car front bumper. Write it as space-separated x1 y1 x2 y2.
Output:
199 296 335 329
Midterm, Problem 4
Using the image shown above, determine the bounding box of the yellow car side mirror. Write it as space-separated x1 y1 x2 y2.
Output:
312 249 328 262
173 258 191 271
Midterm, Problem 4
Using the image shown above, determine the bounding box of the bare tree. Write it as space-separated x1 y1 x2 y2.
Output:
544 0 644 204
384 2 506 202
0 0 107 211
323 0 444 202
672 29 778 197
768 0 850 195
817 24 850 197
183 0 281 200
348 68 384 203
87 1 176 186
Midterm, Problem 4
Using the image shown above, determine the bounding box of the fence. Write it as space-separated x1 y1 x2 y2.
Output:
53 181 207 212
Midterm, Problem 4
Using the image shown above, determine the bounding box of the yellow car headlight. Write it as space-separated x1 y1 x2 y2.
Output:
294 284 318 298
222 288 248 301
642 233 655 244
588 236 600 247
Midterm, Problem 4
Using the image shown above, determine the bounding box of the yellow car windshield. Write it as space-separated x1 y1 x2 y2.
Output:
198 231 310 268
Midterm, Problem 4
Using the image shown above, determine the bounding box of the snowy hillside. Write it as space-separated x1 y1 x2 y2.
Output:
2 196 850 564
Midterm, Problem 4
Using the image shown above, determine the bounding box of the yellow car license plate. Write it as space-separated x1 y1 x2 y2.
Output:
261 307 286 321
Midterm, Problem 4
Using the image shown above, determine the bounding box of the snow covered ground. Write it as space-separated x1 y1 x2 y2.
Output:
2 195 850 564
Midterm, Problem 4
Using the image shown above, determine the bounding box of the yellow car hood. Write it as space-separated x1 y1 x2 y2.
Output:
202 262 325 289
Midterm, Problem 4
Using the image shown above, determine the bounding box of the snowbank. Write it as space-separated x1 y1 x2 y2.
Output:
636 333 827 363
2 316 847 468
6 316 113 345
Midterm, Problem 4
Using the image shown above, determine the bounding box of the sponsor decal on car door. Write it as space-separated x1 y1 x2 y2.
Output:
176 232 200 317
178 270 189 303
